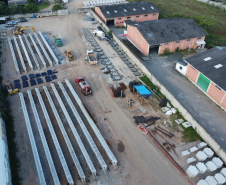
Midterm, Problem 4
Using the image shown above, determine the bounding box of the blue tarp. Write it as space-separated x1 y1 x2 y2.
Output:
134 85 152 98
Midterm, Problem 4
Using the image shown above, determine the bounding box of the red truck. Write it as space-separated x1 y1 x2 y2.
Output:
75 77 92 96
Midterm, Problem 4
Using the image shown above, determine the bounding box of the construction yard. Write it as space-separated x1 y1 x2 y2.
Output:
0 0 209 185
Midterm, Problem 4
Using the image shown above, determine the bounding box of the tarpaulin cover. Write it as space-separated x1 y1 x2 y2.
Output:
134 85 152 97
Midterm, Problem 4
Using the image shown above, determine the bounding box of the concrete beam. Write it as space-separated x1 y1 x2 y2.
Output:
50 83 97 179
8 37 20 74
24 34 40 70
13 36 27 73
34 33 52 66
19 93 46 185
27 90 60 185
43 86 86 184
29 33 46 68
65 79 118 168
18 35 33 71
38 31 58 65
35 88 74 185
58 81 107 173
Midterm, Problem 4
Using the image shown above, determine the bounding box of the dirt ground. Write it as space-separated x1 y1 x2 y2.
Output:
0 1 193 185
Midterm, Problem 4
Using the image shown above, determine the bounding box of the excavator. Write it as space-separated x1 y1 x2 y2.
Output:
13 25 35 35
64 50 74 61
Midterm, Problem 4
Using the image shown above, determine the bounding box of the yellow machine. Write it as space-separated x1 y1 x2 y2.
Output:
13 25 35 35
65 50 74 61
9 89 19 95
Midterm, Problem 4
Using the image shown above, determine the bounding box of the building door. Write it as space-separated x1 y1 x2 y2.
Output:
196 74 210 92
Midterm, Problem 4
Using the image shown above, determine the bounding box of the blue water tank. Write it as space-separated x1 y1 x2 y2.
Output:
32 14 35 18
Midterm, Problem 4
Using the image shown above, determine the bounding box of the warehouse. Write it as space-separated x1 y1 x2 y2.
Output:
95 1 160 27
126 17 208 56
176 46 226 110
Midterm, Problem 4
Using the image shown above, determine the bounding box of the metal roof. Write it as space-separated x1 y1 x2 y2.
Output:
185 47 226 91
127 17 208 45
97 1 160 18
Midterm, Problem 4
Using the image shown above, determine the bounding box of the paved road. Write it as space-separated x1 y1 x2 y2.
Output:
141 52 226 150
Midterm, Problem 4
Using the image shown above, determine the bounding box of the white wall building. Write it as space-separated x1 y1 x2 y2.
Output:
0 116 12 185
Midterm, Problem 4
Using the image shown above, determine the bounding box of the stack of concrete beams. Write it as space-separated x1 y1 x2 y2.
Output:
19 81 117 184
84 0 126 7
41 32 65 64
27 90 61 185
29 33 47 68
8 32 65 74
50 83 97 179
8 37 19 74
58 81 108 173
13 36 27 73
19 93 47 185
43 86 86 184
65 79 118 168
35 88 74 185
82 27 122 81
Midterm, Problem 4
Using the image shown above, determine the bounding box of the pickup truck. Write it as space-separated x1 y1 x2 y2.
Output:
86 50 97 65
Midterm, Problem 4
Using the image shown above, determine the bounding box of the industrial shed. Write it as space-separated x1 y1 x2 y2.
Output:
95 1 160 27
176 46 226 110
126 17 208 56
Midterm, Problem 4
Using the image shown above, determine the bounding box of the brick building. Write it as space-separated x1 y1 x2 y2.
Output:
126 18 208 56
176 46 226 110
94 1 160 27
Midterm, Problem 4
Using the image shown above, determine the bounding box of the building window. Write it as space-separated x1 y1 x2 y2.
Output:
118 18 121 20
187 39 191 41
144 15 148 17
164 43 169 45
215 85 221 90
127 17 131 19
153 14 156 16
136 16 139 18
197 37 201 40
176 41 180 43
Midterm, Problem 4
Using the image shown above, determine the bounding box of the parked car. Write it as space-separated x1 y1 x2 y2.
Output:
20 18 27 22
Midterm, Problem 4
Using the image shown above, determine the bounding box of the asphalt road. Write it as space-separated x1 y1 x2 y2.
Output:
141 52 226 150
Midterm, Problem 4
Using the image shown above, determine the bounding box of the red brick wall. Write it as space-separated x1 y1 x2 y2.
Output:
127 25 149 56
207 82 226 104
220 95 226 110
104 13 159 27
95 7 106 23
185 64 199 83
159 37 206 54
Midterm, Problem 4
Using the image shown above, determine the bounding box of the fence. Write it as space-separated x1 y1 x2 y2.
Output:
9 9 69 19
90 9 226 163
77 8 92 13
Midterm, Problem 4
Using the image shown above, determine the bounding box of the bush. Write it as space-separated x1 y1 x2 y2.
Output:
24 3 39 13
175 47 180 52
52 3 64 11
163 48 170 55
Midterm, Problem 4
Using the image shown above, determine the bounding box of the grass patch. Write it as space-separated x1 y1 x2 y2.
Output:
128 0 226 48
38 3 50 11
182 127 203 142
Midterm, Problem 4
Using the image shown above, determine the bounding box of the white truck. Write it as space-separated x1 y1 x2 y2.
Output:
86 50 97 65
93 30 105 37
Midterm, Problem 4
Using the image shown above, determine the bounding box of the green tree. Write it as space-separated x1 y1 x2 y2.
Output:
52 3 64 11
0 2 9 15
27 0 36 4
9 4 18 15
24 3 39 13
